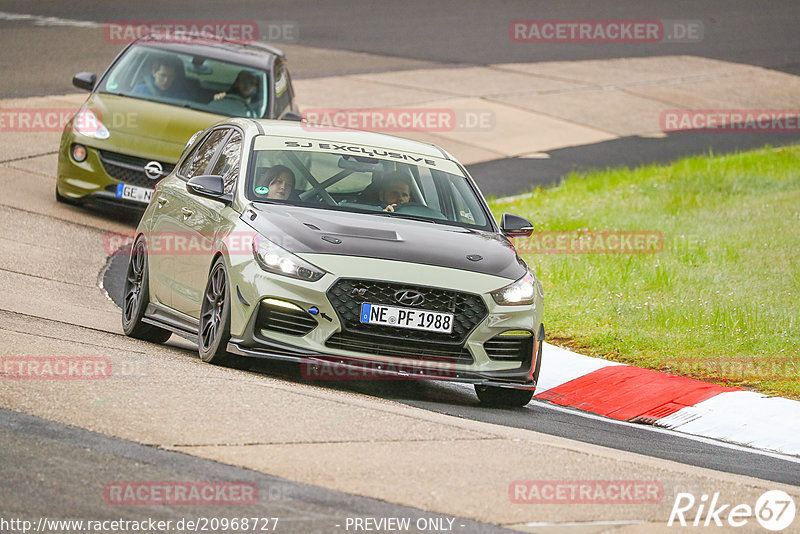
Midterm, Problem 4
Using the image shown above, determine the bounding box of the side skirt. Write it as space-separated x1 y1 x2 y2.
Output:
143 302 199 342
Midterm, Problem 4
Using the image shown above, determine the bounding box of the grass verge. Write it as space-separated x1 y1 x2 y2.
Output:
489 145 800 398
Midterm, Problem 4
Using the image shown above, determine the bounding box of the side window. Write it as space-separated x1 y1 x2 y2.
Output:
447 175 487 226
210 131 242 194
178 129 228 180
451 186 477 225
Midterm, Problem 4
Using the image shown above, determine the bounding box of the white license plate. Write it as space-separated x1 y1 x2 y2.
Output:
116 183 153 204
360 303 454 334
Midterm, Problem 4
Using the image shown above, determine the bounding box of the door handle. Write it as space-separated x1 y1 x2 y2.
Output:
181 207 193 218
157 196 167 207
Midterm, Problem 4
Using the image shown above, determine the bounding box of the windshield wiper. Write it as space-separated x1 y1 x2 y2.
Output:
373 211 441 224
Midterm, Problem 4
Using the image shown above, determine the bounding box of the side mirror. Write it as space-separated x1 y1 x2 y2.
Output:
281 111 302 122
500 213 534 237
72 72 97 91
186 175 232 203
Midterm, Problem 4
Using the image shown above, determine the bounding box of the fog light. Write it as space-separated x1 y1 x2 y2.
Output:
262 298 303 312
72 144 87 162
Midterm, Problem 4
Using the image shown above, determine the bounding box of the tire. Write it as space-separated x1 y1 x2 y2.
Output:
474 331 542 407
122 237 173 343
474 385 534 407
198 257 245 368
55 184 81 206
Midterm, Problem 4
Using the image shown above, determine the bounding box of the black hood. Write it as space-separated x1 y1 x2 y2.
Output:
242 204 527 280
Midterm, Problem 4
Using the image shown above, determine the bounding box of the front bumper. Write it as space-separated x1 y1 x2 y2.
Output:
226 254 545 389
56 131 171 204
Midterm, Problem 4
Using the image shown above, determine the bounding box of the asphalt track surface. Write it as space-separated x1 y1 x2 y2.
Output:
2 0 800 96
0 408 514 533
2 2 799 194
101 250 800 487
2 2 800 528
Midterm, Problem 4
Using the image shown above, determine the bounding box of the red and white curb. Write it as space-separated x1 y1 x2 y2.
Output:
536 343 800 457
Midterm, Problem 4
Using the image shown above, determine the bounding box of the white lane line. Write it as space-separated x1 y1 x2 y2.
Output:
493 191 535 204
530 399 800 464
0 11 102 28
449 381 800 463
522 520 646 527
658 391 800 457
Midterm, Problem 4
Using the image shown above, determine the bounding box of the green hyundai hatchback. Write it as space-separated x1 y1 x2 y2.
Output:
123 118 545 406
57 34 299 208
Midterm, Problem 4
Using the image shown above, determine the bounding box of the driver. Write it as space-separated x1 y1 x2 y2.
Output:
132 57 185 99
376 172 411 212
212 70 260 117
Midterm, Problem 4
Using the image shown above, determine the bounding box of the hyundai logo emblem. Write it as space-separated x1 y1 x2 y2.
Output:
394 289 424 306
143 161 164 180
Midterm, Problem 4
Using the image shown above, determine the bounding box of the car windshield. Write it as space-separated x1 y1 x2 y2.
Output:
245 148 492 230
97 44 269 118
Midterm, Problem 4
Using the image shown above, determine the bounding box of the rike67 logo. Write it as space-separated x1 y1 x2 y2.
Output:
668 490 796 531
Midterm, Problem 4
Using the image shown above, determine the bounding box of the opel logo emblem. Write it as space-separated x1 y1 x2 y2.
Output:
394 289 424 306
144 161 164 180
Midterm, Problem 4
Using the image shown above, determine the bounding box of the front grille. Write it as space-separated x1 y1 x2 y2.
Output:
99 150 174 188
255 301 318 336
326 278 488 345
484 333 533 362
325 332 473 365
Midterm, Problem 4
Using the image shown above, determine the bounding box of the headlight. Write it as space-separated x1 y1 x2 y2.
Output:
72 108 110 139
253 236 326 282
491 271 537 305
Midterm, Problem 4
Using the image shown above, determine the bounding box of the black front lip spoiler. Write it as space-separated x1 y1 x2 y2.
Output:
227 336 539 391
229 297 542 390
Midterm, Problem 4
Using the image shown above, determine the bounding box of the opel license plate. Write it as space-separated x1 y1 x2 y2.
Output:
116 183 154 204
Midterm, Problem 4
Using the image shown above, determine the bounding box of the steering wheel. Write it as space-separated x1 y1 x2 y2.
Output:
222 93 258 118
299 188 338 206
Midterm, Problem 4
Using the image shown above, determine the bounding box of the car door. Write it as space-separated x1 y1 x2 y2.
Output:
171 128 242 318
150 127 228 312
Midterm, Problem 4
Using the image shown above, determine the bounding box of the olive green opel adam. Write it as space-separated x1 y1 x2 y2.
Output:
123 118 545 406
57 34 298 208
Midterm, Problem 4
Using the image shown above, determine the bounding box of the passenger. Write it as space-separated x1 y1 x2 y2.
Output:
255 165 296 200
132 57 186 99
